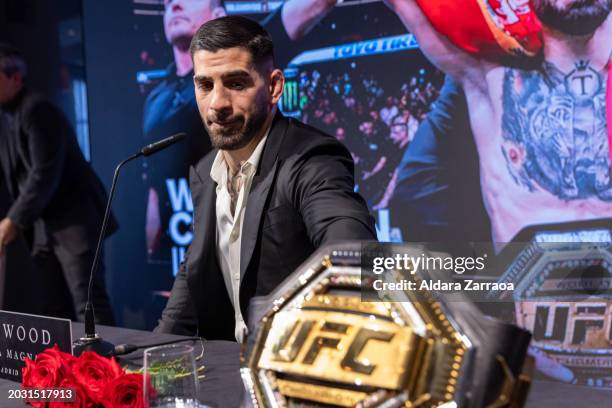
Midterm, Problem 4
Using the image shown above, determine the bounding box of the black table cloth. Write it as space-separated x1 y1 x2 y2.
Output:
0 323 609 407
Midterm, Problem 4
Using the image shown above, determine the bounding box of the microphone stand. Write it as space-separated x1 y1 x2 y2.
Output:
73 152 142 356
72 132 184 356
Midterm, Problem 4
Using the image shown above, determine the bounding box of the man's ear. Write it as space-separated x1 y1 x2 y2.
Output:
212 7 226 19
269 68 285 105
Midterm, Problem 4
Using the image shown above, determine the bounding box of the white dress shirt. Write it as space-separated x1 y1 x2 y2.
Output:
209 133 268 343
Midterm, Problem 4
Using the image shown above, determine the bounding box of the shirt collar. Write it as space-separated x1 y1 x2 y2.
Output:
210 126 271 184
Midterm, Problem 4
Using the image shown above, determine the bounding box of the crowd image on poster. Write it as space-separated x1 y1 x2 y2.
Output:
288 58 442 211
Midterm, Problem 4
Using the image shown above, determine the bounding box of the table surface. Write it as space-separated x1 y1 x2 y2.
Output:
0 323 609 407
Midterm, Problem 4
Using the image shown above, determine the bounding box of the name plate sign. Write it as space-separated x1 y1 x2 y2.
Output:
0 311 72 381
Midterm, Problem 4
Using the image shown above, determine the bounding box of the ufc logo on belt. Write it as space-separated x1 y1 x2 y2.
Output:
258 308 422 389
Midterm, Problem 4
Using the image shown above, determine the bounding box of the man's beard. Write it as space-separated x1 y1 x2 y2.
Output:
204 99 270 150
533 0 611 36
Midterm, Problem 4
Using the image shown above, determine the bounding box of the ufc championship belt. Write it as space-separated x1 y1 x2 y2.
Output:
241 242 533 407
493 220 612 389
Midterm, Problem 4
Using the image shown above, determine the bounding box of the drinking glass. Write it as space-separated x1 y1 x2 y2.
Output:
143 344 199 408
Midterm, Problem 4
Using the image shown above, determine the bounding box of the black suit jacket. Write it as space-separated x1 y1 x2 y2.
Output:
0 88 115 254
156 113 376 340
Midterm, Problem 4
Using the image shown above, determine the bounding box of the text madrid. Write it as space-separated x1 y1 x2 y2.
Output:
373 279 514 292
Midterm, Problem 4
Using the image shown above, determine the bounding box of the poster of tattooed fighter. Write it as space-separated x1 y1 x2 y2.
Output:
388 0 611 243
386 0 611 388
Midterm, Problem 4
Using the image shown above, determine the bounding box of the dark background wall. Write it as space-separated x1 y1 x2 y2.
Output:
0 0 94 313
0 0 85 117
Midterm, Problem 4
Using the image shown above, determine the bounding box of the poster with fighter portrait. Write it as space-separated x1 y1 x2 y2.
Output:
82 0 611 389
384 0 612 389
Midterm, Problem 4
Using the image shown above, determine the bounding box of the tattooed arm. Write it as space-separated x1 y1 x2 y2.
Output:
384 0 485 86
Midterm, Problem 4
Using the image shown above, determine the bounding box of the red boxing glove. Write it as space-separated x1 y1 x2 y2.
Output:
414 0 542 58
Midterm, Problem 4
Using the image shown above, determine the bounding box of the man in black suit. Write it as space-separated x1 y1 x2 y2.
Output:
156 16 376 341
0 44 115 324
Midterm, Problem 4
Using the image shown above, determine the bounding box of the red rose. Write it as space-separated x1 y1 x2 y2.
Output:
72 351 124 403
49 377 95 408
21 359 45 408
102 373 147 408
41 345 75 371
22 345 75 408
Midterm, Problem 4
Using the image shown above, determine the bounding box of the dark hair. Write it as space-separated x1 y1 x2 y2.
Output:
0 43 27 77
189 16 274 66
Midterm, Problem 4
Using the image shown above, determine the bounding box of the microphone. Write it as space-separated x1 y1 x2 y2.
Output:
73 133 186 357
141 132 186 156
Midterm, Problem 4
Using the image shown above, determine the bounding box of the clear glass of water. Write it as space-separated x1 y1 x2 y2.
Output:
143 344 199 408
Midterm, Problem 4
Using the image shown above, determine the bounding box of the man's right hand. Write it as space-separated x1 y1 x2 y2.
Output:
0 218 18 257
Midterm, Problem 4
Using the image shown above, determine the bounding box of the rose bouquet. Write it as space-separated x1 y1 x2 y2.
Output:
21 345 146 408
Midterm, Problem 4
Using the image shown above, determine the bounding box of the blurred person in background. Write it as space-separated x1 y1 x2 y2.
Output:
0 44 116 324
372 113 415 210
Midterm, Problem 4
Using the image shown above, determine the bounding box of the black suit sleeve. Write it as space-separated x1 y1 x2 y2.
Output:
154 247 198 335
290 139 377 246
7 102 66 229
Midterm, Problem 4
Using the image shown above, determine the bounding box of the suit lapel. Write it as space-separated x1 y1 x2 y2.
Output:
239 113 288 279
240 164 277 279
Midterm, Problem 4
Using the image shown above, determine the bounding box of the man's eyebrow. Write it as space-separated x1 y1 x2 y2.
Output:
220 70 251 79
193 70 251 83
193 75 211 82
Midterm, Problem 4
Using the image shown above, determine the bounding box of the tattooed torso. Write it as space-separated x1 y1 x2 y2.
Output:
464 60 611 242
